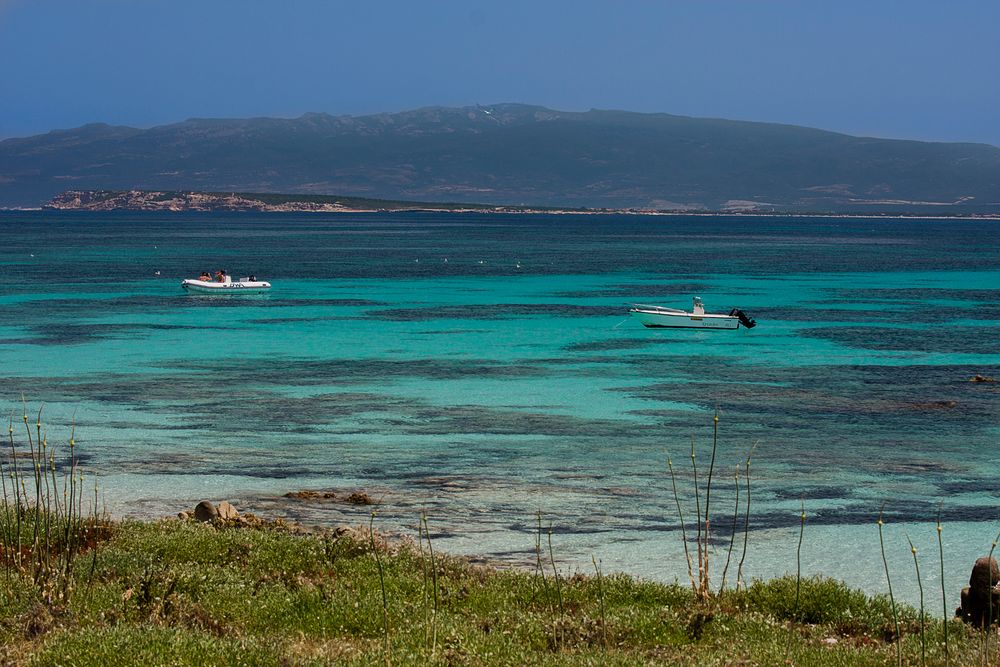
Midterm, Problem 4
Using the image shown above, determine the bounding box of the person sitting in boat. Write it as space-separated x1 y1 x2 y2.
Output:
214 270 227 283
199 271 211 282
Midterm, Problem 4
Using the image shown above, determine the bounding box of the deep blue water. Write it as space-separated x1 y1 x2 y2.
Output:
1 210 997 604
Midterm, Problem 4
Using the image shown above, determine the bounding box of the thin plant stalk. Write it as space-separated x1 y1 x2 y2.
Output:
547 524 564 647
700 411 720 596
48 454 61 521
720 464 740 593
65 426 78 583
535 510 552 609
795 501 805 619
0 449 14 579
907 534 926 667
35 410 46 556
877 508 901 667
592 556 608 651
71 470 84 592
0 456 9 579
422 513 438 657
34 414 50 574
417 513 429 646
368 512 391 666
937 510 948 666
86 478 100 596
690 438 704 598
736 444 756 591
8 418 23 573
41 437 52 578
667 456 696 591
23 400 43 583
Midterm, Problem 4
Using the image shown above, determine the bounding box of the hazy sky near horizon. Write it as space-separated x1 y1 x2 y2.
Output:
1 0 998 145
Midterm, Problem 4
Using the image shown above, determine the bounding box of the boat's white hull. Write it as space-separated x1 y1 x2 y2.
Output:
181 279 271 294
630 307 741 330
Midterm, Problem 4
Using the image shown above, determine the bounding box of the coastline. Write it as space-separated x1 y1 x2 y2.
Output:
28 189 1000 220
99 478 999 614
2 505 971 666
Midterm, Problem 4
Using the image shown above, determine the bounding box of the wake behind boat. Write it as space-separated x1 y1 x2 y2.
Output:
181 270 271 294
629 297 756 330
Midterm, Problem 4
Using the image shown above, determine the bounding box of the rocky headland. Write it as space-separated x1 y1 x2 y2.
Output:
39 189 1000 218
42 189 602 214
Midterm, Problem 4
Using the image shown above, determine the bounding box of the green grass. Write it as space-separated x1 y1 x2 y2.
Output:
0 516 991 666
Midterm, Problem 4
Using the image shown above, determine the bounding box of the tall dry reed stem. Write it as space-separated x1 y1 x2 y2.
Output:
795 501 805 618
547 524 564 647
877 508 901 667
784 502 806 660
6 416 23 576
699 411 720 597
24 400 40 579
720 464 740 593
421 513 438 657
534 511 552 607
690 437 703 597
368 512 391 667
907 534 926 667
417 512 431 644
937 509 949 667
736 444 756 591
86 478 99 595
417 514 429 647
0 452 11 582
592 556 608 651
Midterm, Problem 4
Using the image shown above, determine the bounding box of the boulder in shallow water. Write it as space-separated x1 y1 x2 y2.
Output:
957 556 1000 626
345 491 374 505
284 490 337 500
217 501 239 521
194 500 218 522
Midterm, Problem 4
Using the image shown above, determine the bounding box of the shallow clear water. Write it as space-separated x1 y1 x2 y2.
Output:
1 210 997 607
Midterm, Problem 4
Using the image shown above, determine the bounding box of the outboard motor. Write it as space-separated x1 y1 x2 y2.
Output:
729 308 757 329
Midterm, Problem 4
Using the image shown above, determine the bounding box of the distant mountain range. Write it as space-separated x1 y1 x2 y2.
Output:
3 104 1000 212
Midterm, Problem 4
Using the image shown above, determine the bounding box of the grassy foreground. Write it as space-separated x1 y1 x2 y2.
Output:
0 515 994 666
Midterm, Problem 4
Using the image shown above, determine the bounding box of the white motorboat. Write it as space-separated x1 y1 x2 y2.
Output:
181 274 271 294
629 297 756 330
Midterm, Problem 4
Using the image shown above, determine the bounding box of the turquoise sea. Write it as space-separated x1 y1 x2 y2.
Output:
1 210 998 607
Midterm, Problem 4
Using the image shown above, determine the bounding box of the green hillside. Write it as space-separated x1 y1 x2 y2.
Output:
3 104 1000 212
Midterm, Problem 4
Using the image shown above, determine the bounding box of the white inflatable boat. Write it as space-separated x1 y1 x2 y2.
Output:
181 275 271 294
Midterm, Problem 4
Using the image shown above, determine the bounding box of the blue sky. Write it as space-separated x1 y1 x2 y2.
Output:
1 0 998 145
